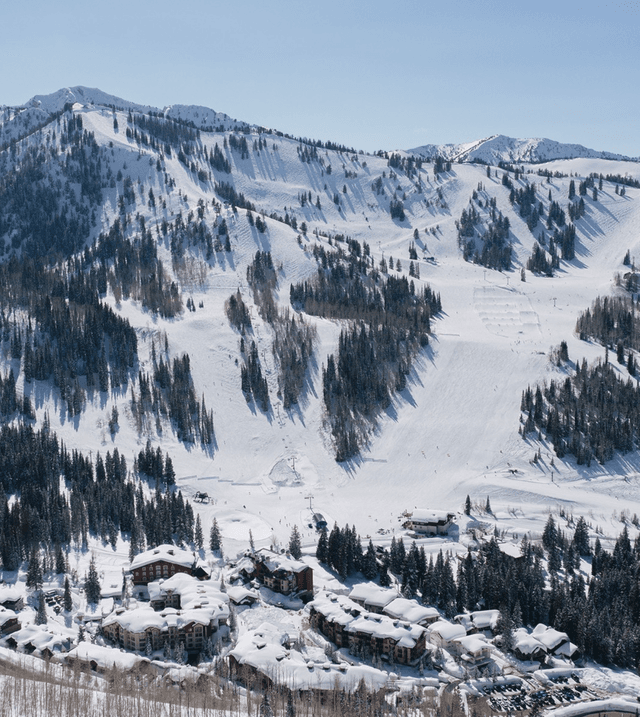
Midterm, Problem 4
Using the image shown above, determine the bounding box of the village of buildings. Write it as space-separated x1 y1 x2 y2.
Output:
0 508 636 715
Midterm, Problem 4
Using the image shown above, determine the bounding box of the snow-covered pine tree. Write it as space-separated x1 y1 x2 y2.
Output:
84 554 101 604
288 525 302 559
35 592 47 625
209 517 222 553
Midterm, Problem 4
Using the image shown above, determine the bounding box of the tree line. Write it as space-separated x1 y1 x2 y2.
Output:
237 251 317 411
457 193 513 271
0 111 103 257
290 242 440 460
315 514 640 669
132 350 215 446
0 421 197 572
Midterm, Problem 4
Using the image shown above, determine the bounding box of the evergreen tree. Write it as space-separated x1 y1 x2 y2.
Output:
164 454 176 486
84 554 101 604
55 544 66 574
542 515 558 552
288 525 302 559
194 515 203 550
456 561 468 612
389 536 406 574
464 495 471 515
628 351 636 377
129 519 140 562
316 527 328 563
35 591 47 625
438 553 457 616
286 691 296 717
497 606 514 651
327 523 342 571
362 540 378 580
63 576 73 612
26 548 43 591
572 515 591 556
378 553 391 586
209 518 222 553
402 542 420 597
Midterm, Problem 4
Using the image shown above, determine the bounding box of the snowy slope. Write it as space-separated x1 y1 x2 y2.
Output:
2 87 640 563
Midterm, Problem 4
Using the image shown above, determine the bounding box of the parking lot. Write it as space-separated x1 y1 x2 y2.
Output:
481 673 599 713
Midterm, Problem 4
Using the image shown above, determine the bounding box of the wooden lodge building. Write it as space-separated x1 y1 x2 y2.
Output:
130 544 200 586
248 549 313 598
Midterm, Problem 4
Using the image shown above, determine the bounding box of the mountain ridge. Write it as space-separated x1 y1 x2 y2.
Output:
3 85 636 163
408 133 636 164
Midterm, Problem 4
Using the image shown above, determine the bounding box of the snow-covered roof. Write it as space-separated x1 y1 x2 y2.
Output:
554 640 579 658
103 603 228 633
428 620 467 642
227 586 259 604
235 557 256 575
532 624 569 650
455 614 474 632
383 598 440 625
0 606 18 627
513 628 547 657
230 622 388 692
312 593 363 626
407 510 454 524
348 583 398 609
311 592 425 646
347 613 425 647
67 643 150 670
130 544 195 570
469 609 500 631
254 548 309 574
455 634 492 655
9 624 69 654
147 573 228 610
0 585 23 603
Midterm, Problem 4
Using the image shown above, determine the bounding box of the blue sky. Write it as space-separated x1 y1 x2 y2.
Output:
3 0 639 155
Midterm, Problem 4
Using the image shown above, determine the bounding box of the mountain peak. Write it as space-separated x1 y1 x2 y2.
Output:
407 134 635 164
19 86 252 134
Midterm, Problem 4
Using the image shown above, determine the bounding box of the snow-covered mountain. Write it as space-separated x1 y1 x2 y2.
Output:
3 85 640 704
0 85 252 147
408 133 636 164
1 85 640 556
